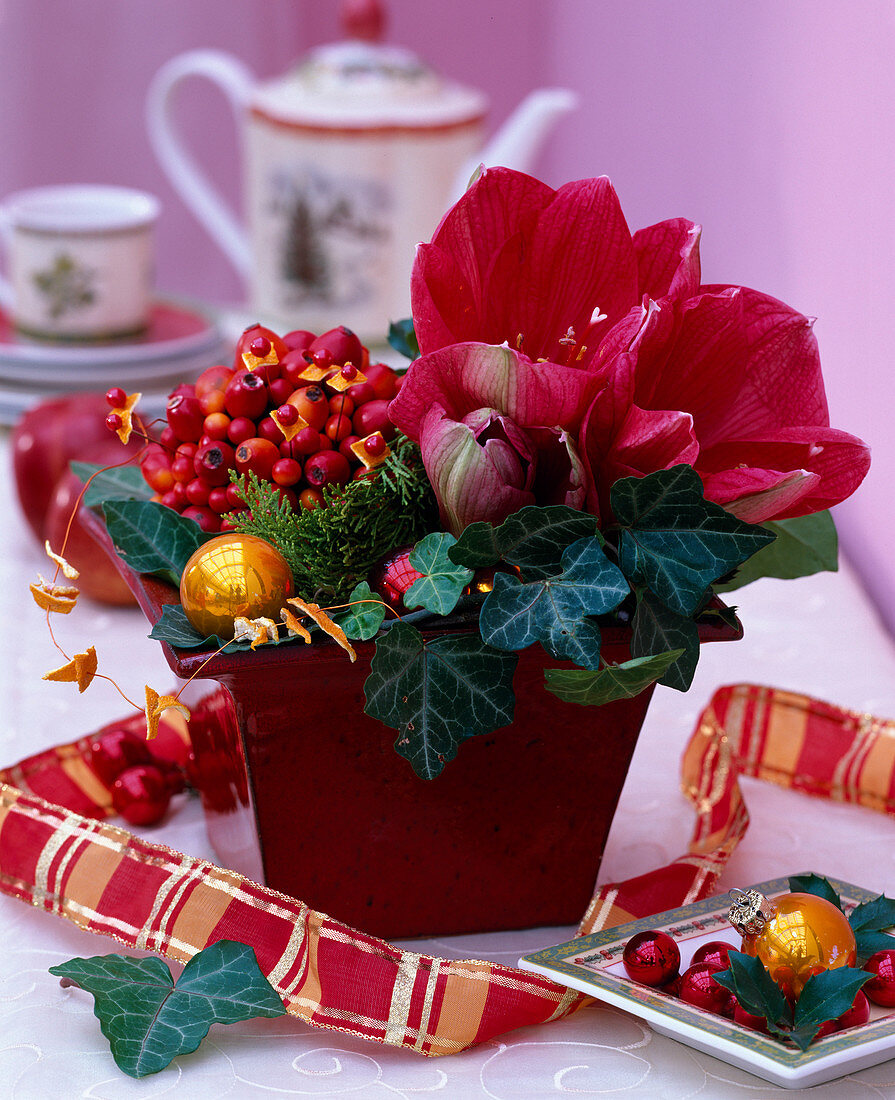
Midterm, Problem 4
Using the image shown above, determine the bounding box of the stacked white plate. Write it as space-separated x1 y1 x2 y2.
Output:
0 299 228 425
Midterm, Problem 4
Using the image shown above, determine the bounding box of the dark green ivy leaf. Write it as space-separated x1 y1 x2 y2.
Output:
387 317 420 361
791 967 873 1049
788 874 842 910
150 604 223 649
631 589 701 691
611 465 776 617
543 650 684 705
717 511 838 592
103 499 212 585
714 950 791 1032
449 505 598 579
405 532 474 615
49 940 285 1078
71 460 153 507
364 621 517 779
334 580 387 640
479 537 628 667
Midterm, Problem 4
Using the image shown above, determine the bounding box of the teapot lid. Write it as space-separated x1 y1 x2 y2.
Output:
250 0 487 130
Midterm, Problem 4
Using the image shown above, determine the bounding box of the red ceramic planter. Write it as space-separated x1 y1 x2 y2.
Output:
85 510 740 939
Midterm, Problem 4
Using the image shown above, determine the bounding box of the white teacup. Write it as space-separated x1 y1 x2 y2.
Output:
0 184 160 341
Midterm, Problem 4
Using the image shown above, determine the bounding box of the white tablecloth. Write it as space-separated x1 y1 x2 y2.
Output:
2 431 895 1098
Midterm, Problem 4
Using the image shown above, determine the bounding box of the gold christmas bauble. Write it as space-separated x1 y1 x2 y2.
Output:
731 890 856 999
179 534 293 640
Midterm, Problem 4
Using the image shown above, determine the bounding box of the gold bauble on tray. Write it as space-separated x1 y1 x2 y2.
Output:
179 534 293 640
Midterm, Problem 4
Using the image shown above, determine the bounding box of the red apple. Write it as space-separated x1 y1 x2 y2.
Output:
12 392 133 540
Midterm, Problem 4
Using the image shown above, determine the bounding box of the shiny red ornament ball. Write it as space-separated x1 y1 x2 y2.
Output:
864 949 895 1007
369 547 424 612
622 930 681 987
677 962 734 1015
691 940 732 971
836 989 871 1030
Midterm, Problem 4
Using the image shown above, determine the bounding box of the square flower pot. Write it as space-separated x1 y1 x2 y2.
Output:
88 512 739 939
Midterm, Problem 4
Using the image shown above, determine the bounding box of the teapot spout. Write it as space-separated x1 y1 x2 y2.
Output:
453 87 577 199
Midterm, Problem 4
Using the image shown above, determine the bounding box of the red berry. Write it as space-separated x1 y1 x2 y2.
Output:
325 413 353 443
282 329 315 352
224 369 268 420
105 386 126 408
346 380 376 406
268 376 292 406
235 437 280 481
364 362 398 400
285 427 322 457
299 487 325 510
272 457 302 486
622 930 681 986
208 486 232 514
276 403 299 426
105 412 123 432
171 455 194 482
304 449 351 488
339 434 361 461
166 392 205 442
203 412 231 440
234 323 287 368
364 432 386 456
141 444 175 493
161 484 187 511
193 440 236 486
250 335 271 357
311 347 334 371
227 416 256 445
159 425 178 450
328 393 355 416
256 416 283 446
111 764 171 826
340 364 358 381
309 325 364 367
287 385 329 431
352 398 395 439
185 477 211 506
88 728 152 786
182 505 220 532
864 949 895 1006
225 483 246 509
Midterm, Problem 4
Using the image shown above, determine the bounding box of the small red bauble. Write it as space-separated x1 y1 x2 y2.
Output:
622 930 681 987
87 728 153 787
691 940 732 971
732 999 769 1033
369 547 425 612
836 989 871 1030
111 764 171 826
677 962 733 1015
863 949 895 1007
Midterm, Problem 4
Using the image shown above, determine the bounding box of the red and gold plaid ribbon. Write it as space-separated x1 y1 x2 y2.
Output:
0 683 893 1055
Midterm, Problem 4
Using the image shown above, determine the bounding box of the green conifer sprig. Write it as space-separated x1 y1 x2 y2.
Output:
228 434 437 601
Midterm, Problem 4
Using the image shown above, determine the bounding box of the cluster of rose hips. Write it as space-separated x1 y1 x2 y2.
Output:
622 930 895 1040
108 323 400 532
87 727 187 827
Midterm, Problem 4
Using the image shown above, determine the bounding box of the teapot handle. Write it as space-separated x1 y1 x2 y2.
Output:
146 49 253 278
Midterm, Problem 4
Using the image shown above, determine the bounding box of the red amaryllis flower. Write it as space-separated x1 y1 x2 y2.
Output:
388 343 600 535
410 167 870 526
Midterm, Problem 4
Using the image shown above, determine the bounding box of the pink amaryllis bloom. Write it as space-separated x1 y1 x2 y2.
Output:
388 343 600 535
409 166 870 527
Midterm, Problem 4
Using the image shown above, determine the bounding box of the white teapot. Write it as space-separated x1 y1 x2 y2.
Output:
146 2 575 342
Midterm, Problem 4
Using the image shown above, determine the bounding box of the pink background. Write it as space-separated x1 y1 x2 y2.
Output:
1 0 891 635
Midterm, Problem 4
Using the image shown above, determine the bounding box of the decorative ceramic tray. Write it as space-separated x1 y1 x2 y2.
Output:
519 875 895 1089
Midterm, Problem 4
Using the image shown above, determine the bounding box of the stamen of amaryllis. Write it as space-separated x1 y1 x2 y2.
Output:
557 326 589 366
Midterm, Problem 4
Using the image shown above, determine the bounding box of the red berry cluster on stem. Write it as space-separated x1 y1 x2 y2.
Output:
139 324 401 532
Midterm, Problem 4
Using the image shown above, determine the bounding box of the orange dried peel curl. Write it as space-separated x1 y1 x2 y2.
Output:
233 616 280 649
285 597 356 662
108 391 141 445
31 575 79 614
45 542 79 580
144 686 191 741
42 647 98 693
280 606 312 643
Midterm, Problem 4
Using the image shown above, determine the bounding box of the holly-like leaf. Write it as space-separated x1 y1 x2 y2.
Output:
788 874 842 910
611 465 776 617
631 590 701 691
717 511 838 592
405 532 474 615
335 581 387 641
364 621 517 779
71 460 153 507
856 930 895 957
544 650 684 705
713 950 791 1031
103 500 212 585
479 537 629 667
848 894 895 933
49 940 285 1078
449 505 598 578
387 317 420 361
791 967 872 1049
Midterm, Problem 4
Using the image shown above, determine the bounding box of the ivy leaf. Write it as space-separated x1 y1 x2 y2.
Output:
788 873 842 910
791 967 872 1049
364 621 517 779
847 894 895 933
103 500 212 585
405 532 474 615
544 650 683 705
150 605 227 650
611 465 776 617
334 581 387 641
479 537 629 667
49 940 285 1078
631 589 701 691
71 460 153 507
717 511 838 592
387 317 419 361
713 950 791 1033
449 505 598 579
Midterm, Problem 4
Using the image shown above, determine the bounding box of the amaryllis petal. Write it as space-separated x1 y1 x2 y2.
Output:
528 427 589 512
700 467 821 524
633 218 702 301
418 407 535 534
388 343 602 436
